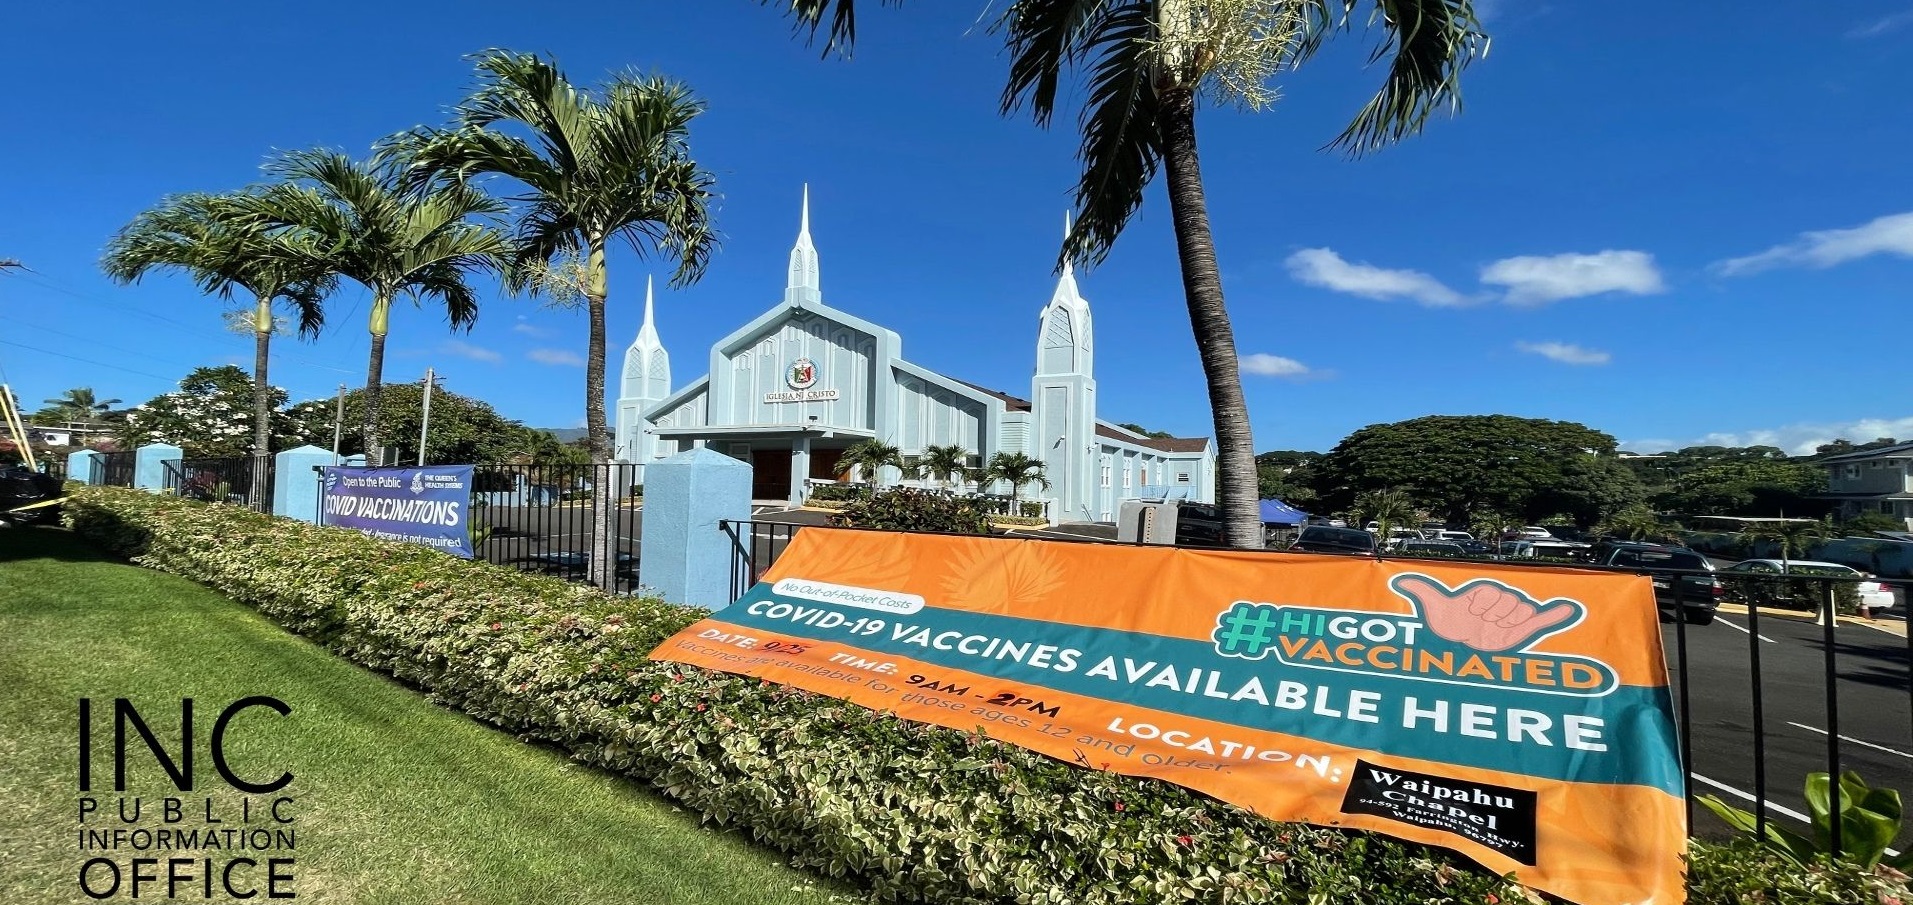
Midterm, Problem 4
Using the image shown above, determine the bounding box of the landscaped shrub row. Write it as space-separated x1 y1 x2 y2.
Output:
61 487 1893 905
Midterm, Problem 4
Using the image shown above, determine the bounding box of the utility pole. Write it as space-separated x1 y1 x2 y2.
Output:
418 368 436 466
330 384 345 466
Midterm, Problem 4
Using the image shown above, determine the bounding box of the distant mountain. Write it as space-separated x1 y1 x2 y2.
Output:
536 428 589 443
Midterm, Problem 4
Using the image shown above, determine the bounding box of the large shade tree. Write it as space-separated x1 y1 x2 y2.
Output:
102 190 332 500
389 50 717 589
1310 415 1643 527
766 0 1488 548
247 150 509 462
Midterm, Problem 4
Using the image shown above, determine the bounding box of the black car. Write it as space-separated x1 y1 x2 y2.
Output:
0 467 62 525
1172 502 1225 548
1585 541 1721 624
1289 526 1377 556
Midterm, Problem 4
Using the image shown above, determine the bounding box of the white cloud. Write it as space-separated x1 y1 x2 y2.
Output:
1479 250 1665 305
1238 353 1313 378
1712 211 1913 276
441 340 501 363
1515 341 1611 366
511 322 551 337
1623 415 1913 456
1850 9 1913 38
1284 248 1466 307
528 348 585 367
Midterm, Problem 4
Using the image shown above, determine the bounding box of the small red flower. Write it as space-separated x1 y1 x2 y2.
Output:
413 581 426 590
1176 835 1192 847
1485 895 1499 905
1113 801 1125 812
490 622 502 631
695 703 707 712
650 694 662 703
671 673 685 683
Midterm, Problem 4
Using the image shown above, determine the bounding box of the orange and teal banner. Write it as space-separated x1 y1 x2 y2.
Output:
650 528 1686 905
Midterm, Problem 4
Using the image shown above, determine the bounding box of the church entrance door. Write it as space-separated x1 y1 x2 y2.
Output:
751 448 793 501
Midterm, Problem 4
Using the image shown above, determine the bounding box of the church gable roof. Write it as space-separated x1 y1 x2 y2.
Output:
1095 421 1210 454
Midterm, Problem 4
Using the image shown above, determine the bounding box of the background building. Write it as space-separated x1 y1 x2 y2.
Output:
614 190 1215 522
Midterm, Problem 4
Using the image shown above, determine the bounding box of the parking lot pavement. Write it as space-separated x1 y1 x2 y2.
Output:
1666 611 1913 838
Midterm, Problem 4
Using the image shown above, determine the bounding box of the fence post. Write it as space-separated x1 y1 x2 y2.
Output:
638 447 750 609
133 443 182 492
66 449 101 485
273 445 361 523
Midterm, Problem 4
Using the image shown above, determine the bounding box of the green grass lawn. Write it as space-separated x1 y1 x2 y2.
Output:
0 526 852 905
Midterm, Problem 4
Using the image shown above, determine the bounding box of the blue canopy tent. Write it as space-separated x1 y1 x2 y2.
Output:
1258 498 1310 526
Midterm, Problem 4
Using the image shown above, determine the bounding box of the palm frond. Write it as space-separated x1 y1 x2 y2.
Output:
998 0 1109 129
1299 0 1489 155
1057 3 1161 268
764 0 903 57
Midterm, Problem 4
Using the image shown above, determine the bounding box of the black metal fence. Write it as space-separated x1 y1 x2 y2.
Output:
718 519 1911 853
467 463 640 590
163 455 274 511
93 451 135 487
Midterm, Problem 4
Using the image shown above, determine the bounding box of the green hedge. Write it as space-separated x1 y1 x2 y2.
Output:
59 487 1896 905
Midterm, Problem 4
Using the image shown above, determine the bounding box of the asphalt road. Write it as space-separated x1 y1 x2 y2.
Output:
1667 611 1913 838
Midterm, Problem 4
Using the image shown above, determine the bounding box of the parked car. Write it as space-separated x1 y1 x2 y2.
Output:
1453 540 1494 557
1435 530 1475 542
1172 502 1225 548
1290 526 1377 556
1399 540 1466 558
1585 541 1721 624
1719 559 1896 615
0 467 62 525
1509 526 1554 540
1497 540 1590 561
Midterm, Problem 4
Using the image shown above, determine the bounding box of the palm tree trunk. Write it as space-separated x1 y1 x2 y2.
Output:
584 239 616 592
1157 86 1261 550
362 296 391 464
249 294 273 509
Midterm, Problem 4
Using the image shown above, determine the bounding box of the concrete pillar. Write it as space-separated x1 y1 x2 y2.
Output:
273 446 364 523
134 443 182 492
638 447 751 609
66 450 101 485
789 435 810 507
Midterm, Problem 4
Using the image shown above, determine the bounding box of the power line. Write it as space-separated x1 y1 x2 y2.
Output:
0 339 176 381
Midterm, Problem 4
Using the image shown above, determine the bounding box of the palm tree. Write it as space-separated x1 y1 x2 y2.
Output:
103 190 332 501
1601 507 1679 544
1358 487 1418 548
389 50 717 591
982 451 1051 505
768 1 1488 549
917 444 971 493
839 439 907 488
39 388 122 424
1748 518 1831 567
247 150 508 463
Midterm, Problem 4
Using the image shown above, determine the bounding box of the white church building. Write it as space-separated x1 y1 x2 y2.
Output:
614 190 1215 523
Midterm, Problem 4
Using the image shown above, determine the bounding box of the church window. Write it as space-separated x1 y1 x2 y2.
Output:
1100 455 1112 488
1121 460 1132 489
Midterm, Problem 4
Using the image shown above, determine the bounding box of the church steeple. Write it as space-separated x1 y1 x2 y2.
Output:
784 184 821 306
615 274 671 466
1037 211 1093 376
635 274 662 352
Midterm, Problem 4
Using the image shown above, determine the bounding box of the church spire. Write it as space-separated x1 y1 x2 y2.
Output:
1049 210 1085 311
1061 210 1075 280
785 184 821 305
635 274 660 349
1037 210 1093 377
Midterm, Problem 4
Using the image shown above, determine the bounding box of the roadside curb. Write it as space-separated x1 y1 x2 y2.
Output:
1713 602 1908 637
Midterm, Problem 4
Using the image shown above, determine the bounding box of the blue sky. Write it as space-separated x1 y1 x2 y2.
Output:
2 2 1909 455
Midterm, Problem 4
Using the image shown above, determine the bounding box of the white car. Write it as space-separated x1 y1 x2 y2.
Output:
1721 559 1896 613
1435 530 1475 542
1514 526 1554 540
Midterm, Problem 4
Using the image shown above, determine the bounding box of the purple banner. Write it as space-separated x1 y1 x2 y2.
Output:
319 466 474 558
